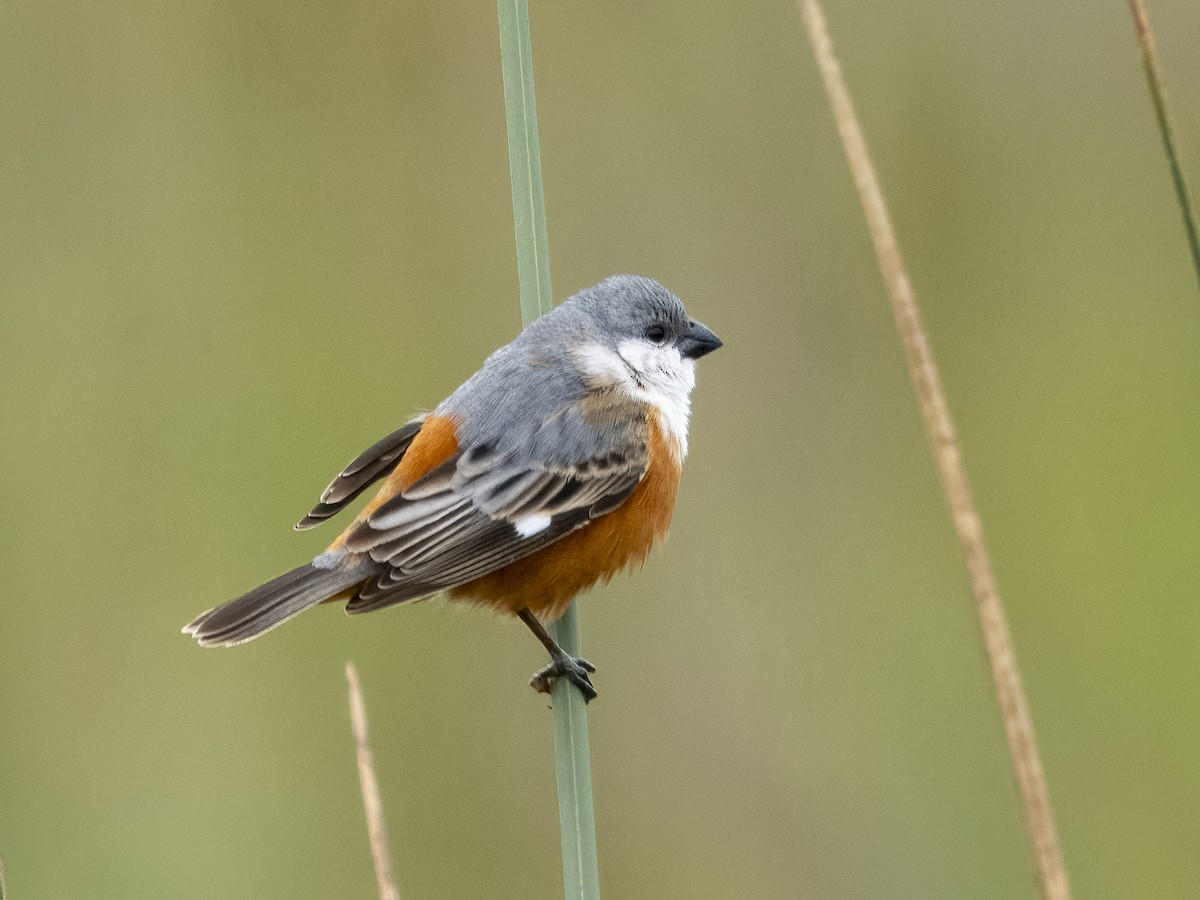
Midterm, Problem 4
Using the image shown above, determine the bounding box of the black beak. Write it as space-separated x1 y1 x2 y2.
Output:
678 319 722 359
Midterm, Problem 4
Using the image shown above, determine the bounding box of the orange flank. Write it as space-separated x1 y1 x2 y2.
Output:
375 414 462 496
327 414 461 551
450 414 683 620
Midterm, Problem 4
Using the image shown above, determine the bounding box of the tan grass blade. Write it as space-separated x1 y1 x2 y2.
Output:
796 3 1072 898
346 662 401 900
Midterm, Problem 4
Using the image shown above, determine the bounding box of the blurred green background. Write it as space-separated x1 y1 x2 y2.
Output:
2 1 1198 898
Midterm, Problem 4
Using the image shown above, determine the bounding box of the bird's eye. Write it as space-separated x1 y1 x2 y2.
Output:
645 325 667 344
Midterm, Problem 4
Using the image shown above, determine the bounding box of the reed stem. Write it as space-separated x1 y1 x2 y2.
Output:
495 2 601 898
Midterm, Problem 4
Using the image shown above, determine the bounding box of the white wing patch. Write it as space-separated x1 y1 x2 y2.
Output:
514 513 553 537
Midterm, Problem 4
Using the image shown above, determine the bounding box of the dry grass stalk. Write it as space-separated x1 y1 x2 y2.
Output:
795 2 1072 898
346 662 401 900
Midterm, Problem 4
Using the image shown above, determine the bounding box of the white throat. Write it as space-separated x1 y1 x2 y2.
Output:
575 340 696 458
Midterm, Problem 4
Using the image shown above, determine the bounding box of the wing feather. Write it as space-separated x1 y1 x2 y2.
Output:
337 411 648 613
295 420 424 530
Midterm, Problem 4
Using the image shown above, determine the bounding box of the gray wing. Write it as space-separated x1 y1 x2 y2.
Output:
341 408 648 613
295 420 424 531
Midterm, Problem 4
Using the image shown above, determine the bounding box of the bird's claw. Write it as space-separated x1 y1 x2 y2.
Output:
530 655 598 702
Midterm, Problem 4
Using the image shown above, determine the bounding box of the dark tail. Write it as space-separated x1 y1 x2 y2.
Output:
184 561 369 647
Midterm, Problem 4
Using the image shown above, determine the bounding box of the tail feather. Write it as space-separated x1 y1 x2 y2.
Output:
184 562 369 647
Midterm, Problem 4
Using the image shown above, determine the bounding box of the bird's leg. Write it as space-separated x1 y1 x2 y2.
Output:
517 607 597 703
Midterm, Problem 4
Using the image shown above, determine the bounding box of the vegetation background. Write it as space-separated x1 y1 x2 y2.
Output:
2 2 1198 898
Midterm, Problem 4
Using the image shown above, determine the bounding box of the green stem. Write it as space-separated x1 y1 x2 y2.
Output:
495 3 601 899
547 604 600 900
497 0 554 322
1128 0 1200 290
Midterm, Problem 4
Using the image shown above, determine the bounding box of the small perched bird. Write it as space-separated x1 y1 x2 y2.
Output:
185 275 721 700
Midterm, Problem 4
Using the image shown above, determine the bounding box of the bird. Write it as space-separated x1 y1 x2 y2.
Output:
184 274 722 700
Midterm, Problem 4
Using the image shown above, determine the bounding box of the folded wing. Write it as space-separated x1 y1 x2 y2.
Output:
295 420 424 530
341 431 648 612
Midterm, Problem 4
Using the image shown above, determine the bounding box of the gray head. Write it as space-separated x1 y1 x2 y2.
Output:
522 275 721 455
445 275 720 462
533 274 721 364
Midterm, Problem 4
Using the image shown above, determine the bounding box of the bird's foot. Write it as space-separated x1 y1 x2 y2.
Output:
530 654 597 703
